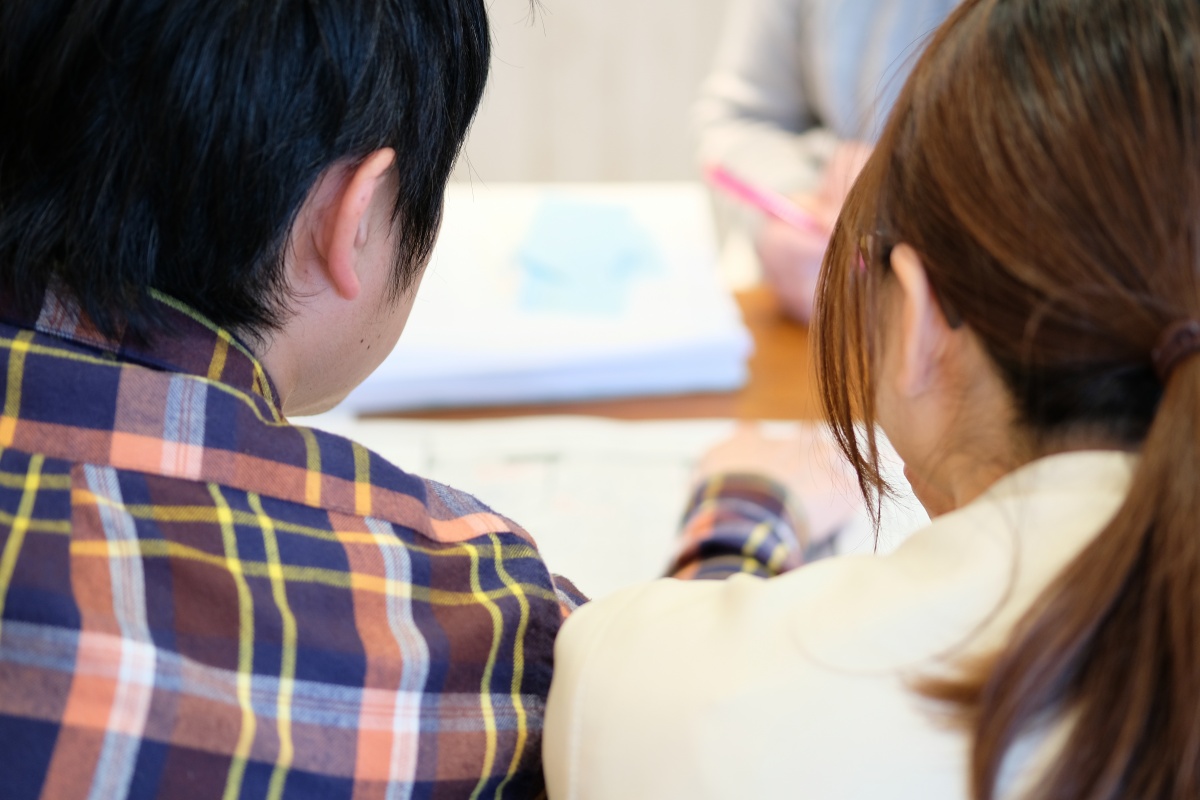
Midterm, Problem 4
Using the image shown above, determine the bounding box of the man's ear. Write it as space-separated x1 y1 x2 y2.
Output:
319 148 397 301
888 243 956 396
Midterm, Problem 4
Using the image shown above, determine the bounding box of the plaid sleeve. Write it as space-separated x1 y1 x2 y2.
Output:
667 473 808 580
550 574 587 615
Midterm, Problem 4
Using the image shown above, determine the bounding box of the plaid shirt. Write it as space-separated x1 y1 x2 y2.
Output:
0 289 591 799
0 288 803 799
670 474 806 581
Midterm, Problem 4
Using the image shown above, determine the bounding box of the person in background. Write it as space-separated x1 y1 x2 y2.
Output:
546 1 1200 797
694 0 957 321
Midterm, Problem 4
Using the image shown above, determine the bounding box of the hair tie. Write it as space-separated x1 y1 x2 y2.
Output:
1152 320 1200 382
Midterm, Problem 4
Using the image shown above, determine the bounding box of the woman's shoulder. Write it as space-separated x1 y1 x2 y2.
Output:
561 451 1136 675
544 453 1133 799
559 505 1009 677
544 523 993 799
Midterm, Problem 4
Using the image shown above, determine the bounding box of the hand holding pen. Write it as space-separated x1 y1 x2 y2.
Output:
703 143 872 322
703 164 829 235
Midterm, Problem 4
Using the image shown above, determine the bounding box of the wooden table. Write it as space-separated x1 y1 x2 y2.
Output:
374 286 821 421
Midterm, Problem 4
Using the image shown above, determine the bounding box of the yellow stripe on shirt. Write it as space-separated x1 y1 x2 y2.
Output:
69 536 563 607
353 443 371 518
208 484 258 800
0 453 43 641
464 538 505 800
249 493 298 800
488 532 532 796
297 427 323 507
0 330 34 446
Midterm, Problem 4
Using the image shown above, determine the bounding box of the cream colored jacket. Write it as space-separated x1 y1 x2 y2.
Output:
545 451 1136 799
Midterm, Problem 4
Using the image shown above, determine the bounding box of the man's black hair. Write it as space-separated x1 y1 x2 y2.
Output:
0 0 490 342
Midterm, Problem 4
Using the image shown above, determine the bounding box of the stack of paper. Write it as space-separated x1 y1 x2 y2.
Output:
338 183 752 413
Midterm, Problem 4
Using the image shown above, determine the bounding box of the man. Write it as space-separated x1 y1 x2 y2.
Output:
0 1 822 797
0 1 588 796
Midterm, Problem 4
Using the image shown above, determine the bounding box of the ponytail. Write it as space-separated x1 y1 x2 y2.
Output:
921 359 1200 799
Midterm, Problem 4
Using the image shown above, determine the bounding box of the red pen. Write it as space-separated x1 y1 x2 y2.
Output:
703 164 827 235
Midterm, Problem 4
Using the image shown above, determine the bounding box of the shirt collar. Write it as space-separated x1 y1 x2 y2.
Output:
26 286 283 419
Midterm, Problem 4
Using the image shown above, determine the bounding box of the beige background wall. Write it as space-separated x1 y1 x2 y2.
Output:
453 0 731 182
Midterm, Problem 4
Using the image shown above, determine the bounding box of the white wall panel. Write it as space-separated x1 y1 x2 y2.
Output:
454 0 731 182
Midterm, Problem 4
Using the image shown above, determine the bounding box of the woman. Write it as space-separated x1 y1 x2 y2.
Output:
695 0 958 320
546 1 1200 797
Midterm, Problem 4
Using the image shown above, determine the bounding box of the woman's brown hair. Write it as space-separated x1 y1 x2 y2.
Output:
814 1 1200 798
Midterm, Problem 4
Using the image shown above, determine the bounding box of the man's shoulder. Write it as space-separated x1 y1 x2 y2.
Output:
0 320 540 548
284 421 551 549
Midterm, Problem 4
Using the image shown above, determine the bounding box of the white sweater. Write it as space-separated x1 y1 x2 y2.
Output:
694 0 960 195
545 451 1136 799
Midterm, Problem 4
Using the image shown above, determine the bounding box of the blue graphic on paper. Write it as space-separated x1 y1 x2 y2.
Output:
516 199 661 315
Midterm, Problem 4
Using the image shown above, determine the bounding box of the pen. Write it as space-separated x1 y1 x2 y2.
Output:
703 164 827 235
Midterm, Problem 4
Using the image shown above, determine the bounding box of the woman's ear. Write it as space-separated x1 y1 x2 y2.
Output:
888 243 956 396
